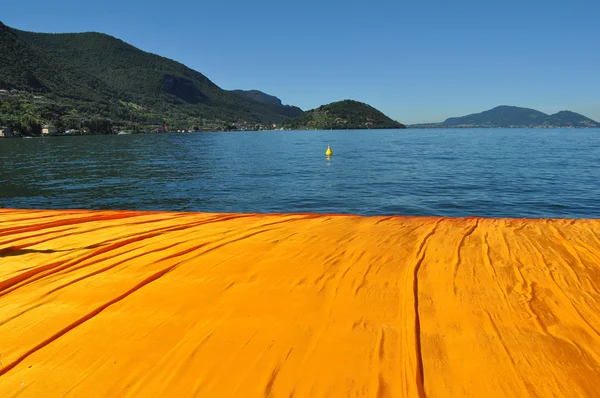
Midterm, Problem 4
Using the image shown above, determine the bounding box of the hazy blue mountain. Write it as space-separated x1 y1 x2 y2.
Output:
438 106 599 128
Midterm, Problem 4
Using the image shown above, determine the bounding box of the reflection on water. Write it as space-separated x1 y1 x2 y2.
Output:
1 128 599 218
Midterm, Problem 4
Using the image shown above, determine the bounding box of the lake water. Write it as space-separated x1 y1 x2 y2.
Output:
1 128 599 218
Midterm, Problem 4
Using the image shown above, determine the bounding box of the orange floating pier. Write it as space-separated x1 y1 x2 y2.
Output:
1 209 599 397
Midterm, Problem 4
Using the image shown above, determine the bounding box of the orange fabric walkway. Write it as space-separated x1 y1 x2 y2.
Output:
1 209 599 397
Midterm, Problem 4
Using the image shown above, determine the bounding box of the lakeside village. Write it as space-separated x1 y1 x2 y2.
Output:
0 122 285 138
0 89 286 138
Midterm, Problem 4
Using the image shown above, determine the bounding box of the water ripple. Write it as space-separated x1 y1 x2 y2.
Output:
1 128 599 218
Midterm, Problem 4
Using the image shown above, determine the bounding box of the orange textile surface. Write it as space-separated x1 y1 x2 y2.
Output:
1 209 599 397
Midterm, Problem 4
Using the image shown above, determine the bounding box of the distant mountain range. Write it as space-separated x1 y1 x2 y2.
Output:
410 106 600 128
281 100 405 130
1 21 596 134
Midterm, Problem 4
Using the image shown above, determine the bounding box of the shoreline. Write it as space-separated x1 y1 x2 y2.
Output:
1 207 598 222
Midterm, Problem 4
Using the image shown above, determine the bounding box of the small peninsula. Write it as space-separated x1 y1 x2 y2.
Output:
281 100 406 130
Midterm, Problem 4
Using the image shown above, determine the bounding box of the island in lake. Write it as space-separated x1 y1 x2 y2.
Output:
281 100 406 130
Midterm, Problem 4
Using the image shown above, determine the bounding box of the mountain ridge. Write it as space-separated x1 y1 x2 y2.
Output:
0 21 303 133
231 90 303 118
410 105 599 128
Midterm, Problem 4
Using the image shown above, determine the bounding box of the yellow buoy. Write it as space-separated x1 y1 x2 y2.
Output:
325 145 333 156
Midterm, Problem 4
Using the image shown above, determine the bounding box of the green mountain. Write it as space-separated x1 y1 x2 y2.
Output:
437 106 599 128
282 100 405 130
0 21 302 133
231 90 303 118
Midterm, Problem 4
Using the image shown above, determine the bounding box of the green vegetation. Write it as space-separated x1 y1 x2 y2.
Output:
281 100 405 130
0 21 302 134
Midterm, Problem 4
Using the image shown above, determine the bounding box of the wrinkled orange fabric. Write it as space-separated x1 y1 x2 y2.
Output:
0 209 599 397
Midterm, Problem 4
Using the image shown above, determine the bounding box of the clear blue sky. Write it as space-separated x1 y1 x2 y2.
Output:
3 0 599 124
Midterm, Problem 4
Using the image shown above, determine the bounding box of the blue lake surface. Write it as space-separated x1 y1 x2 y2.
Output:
1 128 599 218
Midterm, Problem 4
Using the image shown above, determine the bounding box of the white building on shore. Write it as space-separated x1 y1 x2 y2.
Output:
0 126 12 137
42 125 59 136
